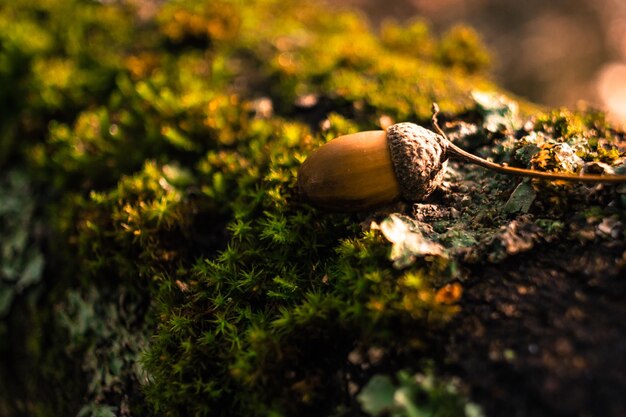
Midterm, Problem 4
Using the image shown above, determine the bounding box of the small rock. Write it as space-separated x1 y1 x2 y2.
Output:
597 216 623 239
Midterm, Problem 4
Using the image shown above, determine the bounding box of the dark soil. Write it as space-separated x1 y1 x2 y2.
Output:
444 241 626 417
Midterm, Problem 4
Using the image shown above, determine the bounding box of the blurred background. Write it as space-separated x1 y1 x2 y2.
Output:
336 0 626 122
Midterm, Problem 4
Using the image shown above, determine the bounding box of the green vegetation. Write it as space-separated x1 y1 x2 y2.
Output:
1 0 625 416
357 366 483 417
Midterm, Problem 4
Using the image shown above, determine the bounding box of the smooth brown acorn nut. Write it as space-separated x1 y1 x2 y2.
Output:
297 123 448 212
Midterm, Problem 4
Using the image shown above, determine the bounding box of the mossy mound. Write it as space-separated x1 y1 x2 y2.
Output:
1 1 625 417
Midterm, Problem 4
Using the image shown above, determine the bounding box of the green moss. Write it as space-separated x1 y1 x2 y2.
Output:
534 109 591 140
511 109 625 172
437 25 491 73
380 19 436 59
0 0 137 168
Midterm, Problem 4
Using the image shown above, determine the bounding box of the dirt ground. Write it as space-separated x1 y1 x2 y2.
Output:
443 240 626 417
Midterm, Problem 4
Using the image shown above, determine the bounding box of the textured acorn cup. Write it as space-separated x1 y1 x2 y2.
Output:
297 123 448 211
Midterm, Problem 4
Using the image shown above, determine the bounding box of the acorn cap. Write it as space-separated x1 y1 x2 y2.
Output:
387 122 449 202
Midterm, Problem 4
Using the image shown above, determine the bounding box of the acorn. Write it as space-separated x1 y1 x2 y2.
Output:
297 123 448 211
297 106 626 212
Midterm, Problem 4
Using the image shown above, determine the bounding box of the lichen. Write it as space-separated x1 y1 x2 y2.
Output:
357 366 484 417
0 170 44 317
